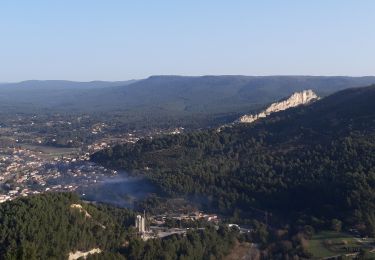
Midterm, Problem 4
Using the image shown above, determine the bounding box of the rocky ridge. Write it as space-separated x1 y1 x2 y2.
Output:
237 89 319 123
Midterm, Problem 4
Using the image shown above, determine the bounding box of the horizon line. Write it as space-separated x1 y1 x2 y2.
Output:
2 74 375 84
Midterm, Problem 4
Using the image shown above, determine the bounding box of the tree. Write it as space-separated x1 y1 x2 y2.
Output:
331 219 342 232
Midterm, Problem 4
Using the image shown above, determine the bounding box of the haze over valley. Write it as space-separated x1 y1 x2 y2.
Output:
1 1 375 259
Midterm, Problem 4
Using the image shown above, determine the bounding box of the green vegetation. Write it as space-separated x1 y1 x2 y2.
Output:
3 81 375 258
306 231 374 259
93 227 239 260
0 193 244 259
0 193 134 259
92 85 375 232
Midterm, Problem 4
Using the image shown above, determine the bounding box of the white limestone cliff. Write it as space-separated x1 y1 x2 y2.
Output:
238 90 319 123
68 248 101 260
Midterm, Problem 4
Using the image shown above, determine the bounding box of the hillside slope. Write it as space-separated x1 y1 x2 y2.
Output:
92 85 375 227
0 193 134 259
0 193 241 260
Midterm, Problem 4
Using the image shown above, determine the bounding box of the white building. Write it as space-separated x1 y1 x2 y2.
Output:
135 215 145 233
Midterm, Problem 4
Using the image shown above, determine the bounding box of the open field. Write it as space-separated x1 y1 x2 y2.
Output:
307 231 374 259
20 144 81 158
224 241 257 260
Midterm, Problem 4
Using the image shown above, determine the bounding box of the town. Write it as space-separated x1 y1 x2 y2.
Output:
0 112 184 204
0 145 117 203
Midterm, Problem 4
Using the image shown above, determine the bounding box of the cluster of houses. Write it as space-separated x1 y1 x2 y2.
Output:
152 211 219 224
134 211 220 241
0 147 117 204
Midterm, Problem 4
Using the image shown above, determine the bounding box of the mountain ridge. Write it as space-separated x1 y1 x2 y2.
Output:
1 75 375 129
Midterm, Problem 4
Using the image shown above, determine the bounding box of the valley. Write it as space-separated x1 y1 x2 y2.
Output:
1 80 375 259
2 1 375 258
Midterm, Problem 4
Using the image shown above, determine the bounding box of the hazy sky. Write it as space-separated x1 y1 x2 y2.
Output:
1 1 374 82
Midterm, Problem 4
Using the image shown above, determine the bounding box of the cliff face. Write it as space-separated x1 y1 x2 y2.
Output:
238 90 319 123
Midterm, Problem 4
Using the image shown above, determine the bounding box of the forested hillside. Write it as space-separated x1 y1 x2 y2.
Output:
92 85 375 230
0 193 243 260
0 193 134 259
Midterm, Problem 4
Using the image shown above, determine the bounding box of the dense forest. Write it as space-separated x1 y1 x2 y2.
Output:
92 85 375 232
0 193 134 259
88 226 240 260
0 193 247 259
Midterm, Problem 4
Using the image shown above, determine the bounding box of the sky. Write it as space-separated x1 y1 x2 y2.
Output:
0 0 374 82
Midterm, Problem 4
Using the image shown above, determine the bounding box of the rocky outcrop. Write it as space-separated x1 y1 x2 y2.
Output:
68 248 101 260
70 204 92 218
238 90 319 123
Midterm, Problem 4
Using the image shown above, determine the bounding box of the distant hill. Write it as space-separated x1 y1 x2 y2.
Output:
1 76 375 111
0 80 136 111
0 79 137 89
1 76 375 128
93 75 375 114
92 85 375 229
